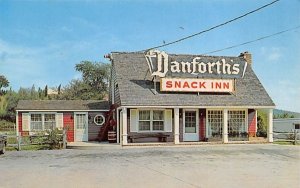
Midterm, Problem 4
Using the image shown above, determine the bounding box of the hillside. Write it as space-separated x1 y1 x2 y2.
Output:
273 109 300 118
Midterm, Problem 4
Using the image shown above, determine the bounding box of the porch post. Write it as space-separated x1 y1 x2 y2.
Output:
174 108 180 144
267 109 273 143
223 109 228 143
122 107 128 145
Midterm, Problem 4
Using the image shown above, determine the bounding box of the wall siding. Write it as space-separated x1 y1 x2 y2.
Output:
110 64 121 105
127 108 174 143
18 112 29 136
248 109 257 137
63 112 74 142
199 109 206 141
88 112 107 141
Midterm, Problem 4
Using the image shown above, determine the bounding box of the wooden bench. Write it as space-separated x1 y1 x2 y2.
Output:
128 133 169 143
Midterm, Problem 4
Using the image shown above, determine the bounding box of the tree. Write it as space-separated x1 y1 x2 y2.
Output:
0 75 9 95
59 79 103 100
257 110 268 137
75 61 110 98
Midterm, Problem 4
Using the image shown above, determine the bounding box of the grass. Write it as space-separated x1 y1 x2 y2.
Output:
274 140 299 145
6 145 51 151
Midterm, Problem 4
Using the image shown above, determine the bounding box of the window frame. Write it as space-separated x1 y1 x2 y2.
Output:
29 112 57 132
138 109 165 132
227 110 248 136
94 114 105 126
206 109 223 138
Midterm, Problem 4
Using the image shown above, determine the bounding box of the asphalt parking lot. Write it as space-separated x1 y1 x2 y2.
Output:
0 144 299 188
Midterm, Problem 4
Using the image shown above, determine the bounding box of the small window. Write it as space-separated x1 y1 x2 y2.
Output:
295 124 300 130
94 114 105 126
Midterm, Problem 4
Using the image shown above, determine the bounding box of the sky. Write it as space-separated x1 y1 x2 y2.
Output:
0 0 299 112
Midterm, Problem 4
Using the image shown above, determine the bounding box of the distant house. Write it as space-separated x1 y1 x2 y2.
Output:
273 118 300 139
16 100 110 142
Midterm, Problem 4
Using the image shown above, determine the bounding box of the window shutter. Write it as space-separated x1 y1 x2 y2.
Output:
56 113 63 130
164 109 172 132
22 113 30 131
130 109 138 132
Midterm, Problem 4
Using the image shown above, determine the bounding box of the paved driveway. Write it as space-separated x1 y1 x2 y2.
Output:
0 144 299 188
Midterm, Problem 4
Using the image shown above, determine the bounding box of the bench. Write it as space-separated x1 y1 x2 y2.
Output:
128 133 170 143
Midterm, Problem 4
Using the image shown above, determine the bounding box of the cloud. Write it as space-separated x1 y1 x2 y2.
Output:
0 38 76 89
260 47 282 62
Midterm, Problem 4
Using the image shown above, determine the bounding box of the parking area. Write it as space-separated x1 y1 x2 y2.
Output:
0 144 299 188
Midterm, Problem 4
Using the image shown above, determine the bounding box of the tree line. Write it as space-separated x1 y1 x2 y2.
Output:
0 61 110 122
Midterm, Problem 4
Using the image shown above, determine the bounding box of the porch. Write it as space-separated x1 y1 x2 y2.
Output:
118 107 274 146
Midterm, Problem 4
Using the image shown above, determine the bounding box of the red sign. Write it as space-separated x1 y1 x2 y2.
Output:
161 78 234 93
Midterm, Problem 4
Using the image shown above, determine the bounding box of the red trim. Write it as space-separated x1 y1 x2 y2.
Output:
248 109 256 137
199 109 206 141
63 113 74 142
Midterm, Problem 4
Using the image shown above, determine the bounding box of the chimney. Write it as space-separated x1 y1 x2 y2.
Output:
239 51 252 65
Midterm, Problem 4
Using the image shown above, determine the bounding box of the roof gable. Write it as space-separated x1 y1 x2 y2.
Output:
111 52 275 107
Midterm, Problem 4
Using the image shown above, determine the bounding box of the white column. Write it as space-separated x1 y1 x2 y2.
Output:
122 107 128 145
116 108 120 144
223 109 228 143
174 108 180 144
267 109 273 143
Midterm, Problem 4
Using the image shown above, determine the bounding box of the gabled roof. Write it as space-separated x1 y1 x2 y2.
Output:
16 100 110 111
111 52 275 107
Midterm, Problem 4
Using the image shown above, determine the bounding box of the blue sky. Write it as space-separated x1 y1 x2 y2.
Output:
0 0 299 112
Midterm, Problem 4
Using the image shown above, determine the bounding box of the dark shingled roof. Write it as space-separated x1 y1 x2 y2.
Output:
16 100 110 111
111 52 275 107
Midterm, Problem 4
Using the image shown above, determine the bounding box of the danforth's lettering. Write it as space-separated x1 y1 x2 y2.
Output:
146 50 243 78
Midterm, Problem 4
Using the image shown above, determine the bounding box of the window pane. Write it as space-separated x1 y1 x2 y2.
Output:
76 114 86 129
153 121 164 131
31 114 42 131
228 110 247 137
94 115 105 126
44 114 56 130
207 110 223 137
153 111 164 120
185 111 196 133
139 121 150 131
139 110 150 120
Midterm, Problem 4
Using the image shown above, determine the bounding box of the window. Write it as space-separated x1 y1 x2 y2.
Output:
44 114 56 130
94 114 105 126
185 111 196 133
31 114 43 131
30 113 56 131
228 110 247 136
153 111 164 131
139 110 151 131
138 110 164 131
295 124 300 130
207 110 223 137
76 114 86 129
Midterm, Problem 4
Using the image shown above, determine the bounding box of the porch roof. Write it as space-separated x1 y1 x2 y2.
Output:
16 100 110 111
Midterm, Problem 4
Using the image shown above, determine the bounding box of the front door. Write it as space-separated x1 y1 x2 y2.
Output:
183 110 199 141
75 113 88 142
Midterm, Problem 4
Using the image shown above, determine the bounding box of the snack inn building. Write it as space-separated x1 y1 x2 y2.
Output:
109 50 275 145
15 50 275 145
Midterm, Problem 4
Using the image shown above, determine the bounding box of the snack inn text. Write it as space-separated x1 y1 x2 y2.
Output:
109 50 275 145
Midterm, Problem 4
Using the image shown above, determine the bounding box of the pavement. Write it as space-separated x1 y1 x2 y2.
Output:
0 144 299 188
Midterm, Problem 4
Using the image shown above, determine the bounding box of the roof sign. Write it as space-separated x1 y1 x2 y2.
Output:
145 50 247 79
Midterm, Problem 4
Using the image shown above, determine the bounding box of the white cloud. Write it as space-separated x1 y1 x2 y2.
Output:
260 47 282 62
0 39 75 89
